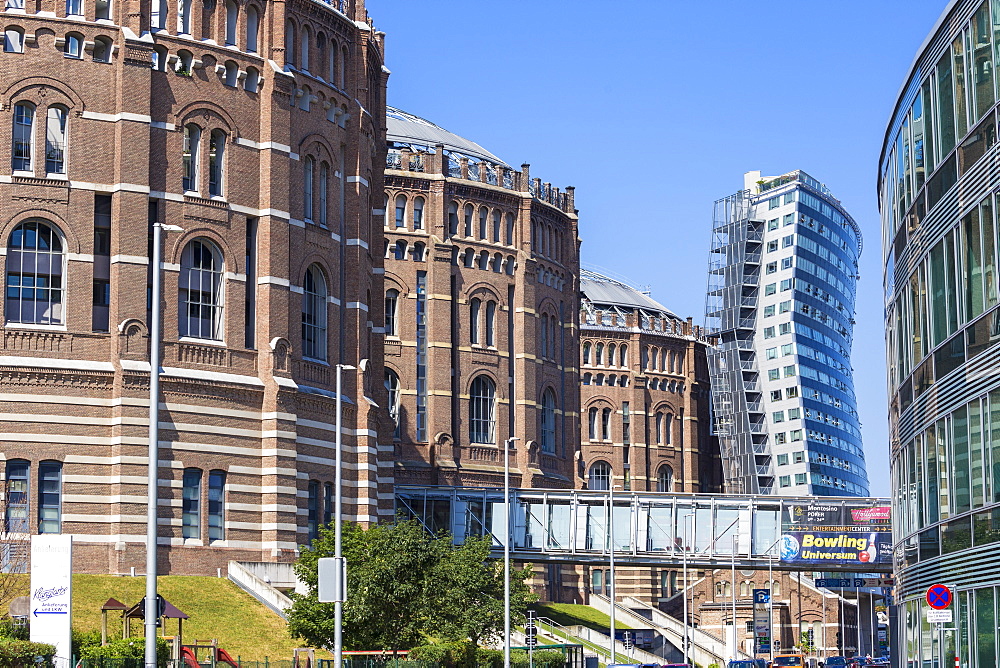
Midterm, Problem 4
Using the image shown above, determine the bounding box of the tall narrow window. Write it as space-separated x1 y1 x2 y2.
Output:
179 239 224 340
244 217 257 348
6 220 65 325
655 412 664 444
5 461 28 533
95 0 110 19
384 288 399 337
12 102 33 172
588 407 598 440
303 157 315 221
470 298 481 344
601 408 612 440
469 375 496 444
412 196 424 230
208 470 225 541
479 207 488 239
302 264 328 360
319 162 329 226
307 480 319 541
657 465 674 493
394 195 406 228
178 0 191 34
464 204 474 236
323 482 333 525
540 314 549 359
541 389 556 453
182 124 200 192
37 461 61 534
182 468 201 539
664 413 673 445
151 0 166 30
284 20 296 67
385 368 400 439
582 341 591 365
245 5 259 52
93 194 112 332
485 300 496 347
300 26 310 71
588 462 610 491
224 0 237 45
45 106 67 175
208 129 225 197
505 213 514 245
493 210 502 242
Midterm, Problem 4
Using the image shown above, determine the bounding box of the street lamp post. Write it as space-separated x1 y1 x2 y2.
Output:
503 437 518 668
145 222 182 668
334 362 356 668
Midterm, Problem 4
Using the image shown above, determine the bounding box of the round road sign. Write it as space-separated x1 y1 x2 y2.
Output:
926 583 952 609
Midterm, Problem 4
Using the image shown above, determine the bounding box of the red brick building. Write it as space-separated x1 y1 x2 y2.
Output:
382 108 580 489
0 0 392 574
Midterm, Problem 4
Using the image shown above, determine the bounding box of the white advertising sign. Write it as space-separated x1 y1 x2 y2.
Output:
30 535 72 668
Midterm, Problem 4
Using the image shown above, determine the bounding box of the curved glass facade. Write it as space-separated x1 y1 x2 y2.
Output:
881 1 1000 665
708 170 867 497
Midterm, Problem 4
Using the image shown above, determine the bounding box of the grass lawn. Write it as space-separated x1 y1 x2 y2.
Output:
529 603 633 633
71 575 311 661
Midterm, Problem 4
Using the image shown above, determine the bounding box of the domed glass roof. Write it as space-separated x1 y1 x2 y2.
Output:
386 106 509 167
580 268 678 320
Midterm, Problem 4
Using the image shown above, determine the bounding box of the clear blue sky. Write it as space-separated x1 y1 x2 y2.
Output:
366 0 949 497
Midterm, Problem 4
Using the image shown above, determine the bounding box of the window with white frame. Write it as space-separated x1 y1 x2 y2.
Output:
5 460 28 533
65 0 81 15
469 375 496 444
38 460 61 534
5 220 65 325
588 461 610 490
182 468 201 539
208 469 225 541
412 196 424 229
179 238 224 340
469 297 480 344
224 0 237 45
12 102 33 171
394 194 405 228
485 300 496 347
45 106 67 175
208 129 225 197
384 288 399 337
64 32 83 58
384 368 400 439
657 464 674 492
4 27 24 53
182 124 200 192
246 5 259 52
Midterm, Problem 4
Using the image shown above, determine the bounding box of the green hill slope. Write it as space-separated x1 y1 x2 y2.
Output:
71 575 312 660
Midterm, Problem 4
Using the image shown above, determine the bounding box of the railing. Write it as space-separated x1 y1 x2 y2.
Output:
227 561 293 620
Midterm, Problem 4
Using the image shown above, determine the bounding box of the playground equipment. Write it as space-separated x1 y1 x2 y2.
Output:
182 640 240 668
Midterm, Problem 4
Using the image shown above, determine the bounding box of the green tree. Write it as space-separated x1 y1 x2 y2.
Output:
428 534 536 648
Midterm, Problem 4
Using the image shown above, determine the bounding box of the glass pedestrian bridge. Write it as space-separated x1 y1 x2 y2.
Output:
395 486 893 574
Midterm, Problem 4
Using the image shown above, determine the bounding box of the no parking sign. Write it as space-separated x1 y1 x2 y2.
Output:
926 583 952 610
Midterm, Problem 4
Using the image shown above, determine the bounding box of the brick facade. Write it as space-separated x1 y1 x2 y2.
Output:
0 0 393 574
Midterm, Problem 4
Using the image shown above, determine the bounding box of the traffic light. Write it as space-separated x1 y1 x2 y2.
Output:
807 629 815 644
525 622 537 648
836 631 842 649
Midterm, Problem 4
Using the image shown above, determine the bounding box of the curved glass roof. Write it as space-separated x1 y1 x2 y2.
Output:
386 106 509 167
580 268 677 319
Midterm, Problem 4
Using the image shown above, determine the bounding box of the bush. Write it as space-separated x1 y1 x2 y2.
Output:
408 641 473 667
0 621 29 642
0 637 56 668
71 630 102 658
80 637 170 668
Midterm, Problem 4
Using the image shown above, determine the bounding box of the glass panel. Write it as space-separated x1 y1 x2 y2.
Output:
546 501 570 549
646 503 674 551
926 426 940 525
976 587 996 668
938 419 951 520
955 405 971 513
972 398 986 508
956 33 969 140
939 48 957 157
913 91 927 190
964 209 985 320
182 469 200 540
975 2 995 121
974 507 1000 544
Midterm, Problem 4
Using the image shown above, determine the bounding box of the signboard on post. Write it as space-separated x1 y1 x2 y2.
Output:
926 584 952 610
317 557 347 603
779 502 892 566
753 589 771 655
926 609 953 624
30 535 72 668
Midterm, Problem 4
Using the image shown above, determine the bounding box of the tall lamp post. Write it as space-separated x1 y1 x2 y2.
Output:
503 436 518 668
145 222 183 668
334 362 357 668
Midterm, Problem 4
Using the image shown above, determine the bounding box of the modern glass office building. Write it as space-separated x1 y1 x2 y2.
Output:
707 171 868 498
881 2 1000 665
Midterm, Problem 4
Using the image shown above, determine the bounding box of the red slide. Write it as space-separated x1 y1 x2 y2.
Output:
216 648 239 668
180 648 200 668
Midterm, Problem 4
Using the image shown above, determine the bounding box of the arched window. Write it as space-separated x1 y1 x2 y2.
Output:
595 342 604 366
176 49 193 74
664 413 673 445
93 36 112 62
394 194 406 228
224 60 238 87
772 579 781 597
541 389 556 453
339 44 348 88
412 241 425 262
179 239 224 340
740 581 750 598
393 240 407 261
505 213 515 245
619 344 628 367
492 210 502 242
485 300 496 347
595 373 604 386
462 248 474 268
469 375 496 444
588 407 598 440
224 0 237 45
655 412 664 444
657 465 674 492
246 5 259 52
303 157 315 221
5 220 65 325
182 124 200 192
463 204 474 236
608 344 617 368
209 129 226 197
4 27 24 53
244 66 260 92
479 207 488 239
384 368 401 439
284 20 296 67
470 298 481 344
505 255 515 275
319 162 329 225
582 372 591 385
715 581 726 597
448 202 459 236
540 314 548 359
328 38 338 81
412 196 424 229
300 26 310 71
384 288 399 337
582 341 591 365
601 407 611 441
45 106 67 175
12 102 33 172
661 349 668 371
588 461 610 491
478 250 489 270
302 264 327 361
